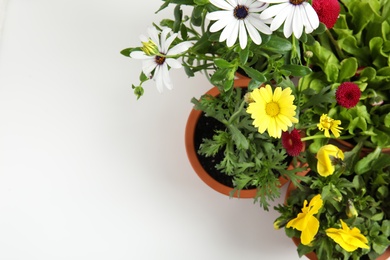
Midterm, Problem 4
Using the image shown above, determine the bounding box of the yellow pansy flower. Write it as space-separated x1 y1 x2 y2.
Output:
317 114 343 137
326 219 369 252
317 144 344 177
286 194 323 245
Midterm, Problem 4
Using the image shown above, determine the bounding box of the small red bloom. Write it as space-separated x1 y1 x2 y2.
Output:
312 0 340 29
336 82 361 109
282 129 303 157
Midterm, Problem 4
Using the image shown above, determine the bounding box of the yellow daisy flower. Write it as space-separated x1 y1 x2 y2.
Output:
326 219 369 252
246 85 298 138
317 114 343 138
286 194 323 245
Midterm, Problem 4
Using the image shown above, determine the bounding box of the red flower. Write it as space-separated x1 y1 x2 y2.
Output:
281 129 303 157
312 0 340 29
336 82 361 109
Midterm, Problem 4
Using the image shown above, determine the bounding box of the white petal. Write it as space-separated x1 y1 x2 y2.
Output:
167 41 192 55
250 1 268 12
283 6 294 38
161 64 173 90
261 0 288 3
142 59 157 76
248 14 272 34
292 6 303 38
303 3 319 32
210 15 234 32
130 51 148 59
147 27 160 48
239 21 248 49
260 2 289 20
153 65 164 92
162 33 177 53
207 10 232 21
226 21 239 47
269 4 290 31
165 58 182 69
220 19 237 41
226 0 238 8
210 0 235 10
244 19 262 45
301 7 313 33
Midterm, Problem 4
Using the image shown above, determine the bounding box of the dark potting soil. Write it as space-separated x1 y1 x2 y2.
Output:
194 112 235 188
194 111 292 189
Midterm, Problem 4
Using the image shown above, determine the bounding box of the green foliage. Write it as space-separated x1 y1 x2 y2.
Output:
193 87 305 210
275 145 390 260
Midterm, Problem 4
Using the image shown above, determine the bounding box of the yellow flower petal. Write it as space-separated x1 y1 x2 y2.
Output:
301 217 320 245
326 219 369 252
286 195 323 245
317 114 343 138
246 85 298 139
317 145 344 177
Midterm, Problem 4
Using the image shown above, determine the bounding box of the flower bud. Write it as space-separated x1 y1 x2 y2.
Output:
273 218 288 230
244 92 254 103
346 199 358 218
304 51 313 58
370 95 384 106
141 39 159 56
133 85 144 99
331 185 342 202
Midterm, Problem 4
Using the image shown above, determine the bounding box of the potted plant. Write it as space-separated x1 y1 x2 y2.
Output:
298 0 390 153
274 142 390 259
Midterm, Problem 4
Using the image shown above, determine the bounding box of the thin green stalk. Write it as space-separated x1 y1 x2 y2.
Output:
325 30 345 60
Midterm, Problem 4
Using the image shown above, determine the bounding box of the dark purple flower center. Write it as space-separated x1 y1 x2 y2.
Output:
234 5 249 20
290 0 305 5
155 54 165 65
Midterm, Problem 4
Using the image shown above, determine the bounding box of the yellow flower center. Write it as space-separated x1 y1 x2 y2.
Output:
266 102 280 117
322 120 332 129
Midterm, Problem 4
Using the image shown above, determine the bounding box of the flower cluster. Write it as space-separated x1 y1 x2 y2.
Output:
122 0 390 251
274 144 390 259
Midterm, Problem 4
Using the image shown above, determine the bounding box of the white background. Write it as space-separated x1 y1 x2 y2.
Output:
0 1 301 259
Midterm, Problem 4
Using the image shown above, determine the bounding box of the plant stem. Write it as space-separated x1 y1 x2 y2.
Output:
228 100 246 125
325 30 345 60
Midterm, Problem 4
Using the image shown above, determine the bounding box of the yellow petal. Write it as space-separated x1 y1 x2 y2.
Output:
300 216 320 245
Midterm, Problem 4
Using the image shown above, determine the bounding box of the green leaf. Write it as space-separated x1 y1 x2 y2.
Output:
280 64 312 77
173 4 183 32
240 66 266 82
120 47 139 56
214 58 233 69
239 46 250 65
354 147 382 174
381 220 390 236
227 125 249 150
384 113 390 127
194 0 209 4
371 212 384 221
338 57 358 81
262 35 292 53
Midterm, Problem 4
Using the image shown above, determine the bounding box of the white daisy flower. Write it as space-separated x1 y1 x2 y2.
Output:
259 0 319 39
130 27 192 92
206 0 272 49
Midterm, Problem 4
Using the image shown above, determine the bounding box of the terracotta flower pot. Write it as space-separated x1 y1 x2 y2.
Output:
185 81 302 198
332 139 390 155
285 181 390 260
